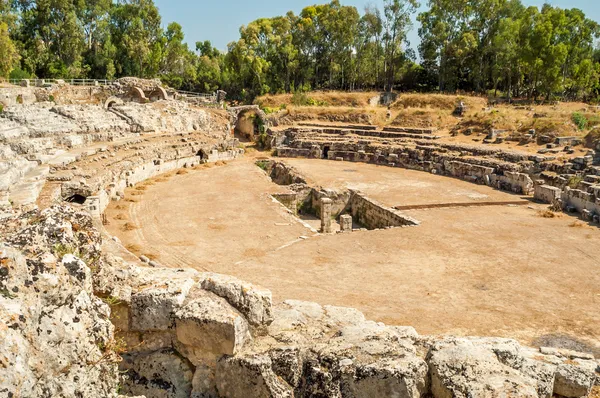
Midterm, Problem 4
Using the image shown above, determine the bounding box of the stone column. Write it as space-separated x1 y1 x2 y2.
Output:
320 198 333 234
340 214 353 232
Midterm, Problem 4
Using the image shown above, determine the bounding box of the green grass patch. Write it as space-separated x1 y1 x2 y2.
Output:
572 112 588 131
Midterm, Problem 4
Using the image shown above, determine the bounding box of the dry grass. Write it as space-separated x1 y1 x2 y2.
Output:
135 186 147 191
144 252 160 261
121 222 138 232
176 169 188 175
261 91 598 138
391 93 487 111
283 106 383 125
125 198 139 203
114 213 127 221
130 191 143 196
537 210 562 218
155 177 169 182
215 161 228 166
569 221 588 228
115 204 127 210
207 223 226 231
126 243 142 253
391 108 457 128
256 91 380 108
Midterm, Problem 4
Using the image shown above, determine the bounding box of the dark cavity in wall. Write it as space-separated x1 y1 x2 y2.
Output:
65 194 87 205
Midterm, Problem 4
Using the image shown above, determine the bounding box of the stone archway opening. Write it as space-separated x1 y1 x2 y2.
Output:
104 97 124 110
148 87 168 102
234 109 261 142
228 105 269 146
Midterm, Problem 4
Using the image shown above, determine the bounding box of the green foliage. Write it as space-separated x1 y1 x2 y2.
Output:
53 243 77 260
262 104 287 114
255 160 270 171
0 0 598 103
572 113 588 130
9 67 31 80
0 22 19 78
418 0 600 99
100 296 122 306
0 103 3 113
306 98 329 107
48 95 55 103
568 176 584 188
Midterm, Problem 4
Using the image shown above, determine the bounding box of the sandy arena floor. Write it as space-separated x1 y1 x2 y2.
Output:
105 158 600 351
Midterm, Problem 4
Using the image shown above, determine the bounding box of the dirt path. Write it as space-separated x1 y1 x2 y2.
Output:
105 157 600 352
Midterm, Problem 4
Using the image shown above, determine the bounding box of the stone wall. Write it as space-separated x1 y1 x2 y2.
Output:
535 185 562 203
349 191 420 229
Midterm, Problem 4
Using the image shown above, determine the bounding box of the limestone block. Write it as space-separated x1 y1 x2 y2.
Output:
174 290 251 363
269 346 304 388
129 279 194 331
339 214 353 232
535 184 563 204
427 338 540 398
120 349 194 398
520 358 556 398
191 363 218 398
320 197 333 233
340 356 429 398
215 354 294 398
201 272 273 327
553 364 596 397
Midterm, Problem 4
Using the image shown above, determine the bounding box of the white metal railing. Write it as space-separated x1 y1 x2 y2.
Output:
175 89 215 99
1 78 221 105
2 78 114 86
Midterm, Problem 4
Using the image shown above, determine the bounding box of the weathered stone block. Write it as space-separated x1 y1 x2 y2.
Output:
216 354 294 398
340 356 428 398
129 279 194 331
427 338 540 398
340 214 353 232
120 349 194 398
553 364 595 397
174 290 251 363
201 272 273 327
535 185 562 204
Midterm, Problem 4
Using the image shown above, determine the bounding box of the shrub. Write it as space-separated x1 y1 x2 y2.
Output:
292 91 309 106
568 175 583 188
572 112 588 131
9 67 31 80
256 160 270 171
0 103 3 113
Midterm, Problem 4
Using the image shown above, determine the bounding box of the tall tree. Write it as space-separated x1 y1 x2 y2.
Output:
0 21 19 77
382 0 418 92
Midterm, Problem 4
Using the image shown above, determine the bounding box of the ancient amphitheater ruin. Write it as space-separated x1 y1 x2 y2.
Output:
0 79 599 398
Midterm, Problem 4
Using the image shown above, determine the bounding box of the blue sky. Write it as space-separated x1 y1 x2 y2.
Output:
154 0 599 53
